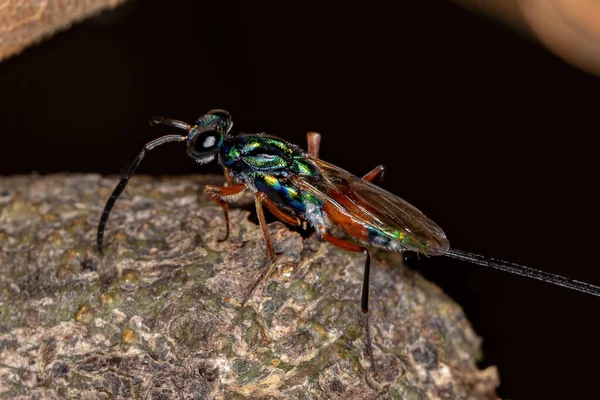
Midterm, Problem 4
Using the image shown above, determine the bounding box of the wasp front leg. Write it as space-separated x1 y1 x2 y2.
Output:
223 169 233 186
204 183 247 241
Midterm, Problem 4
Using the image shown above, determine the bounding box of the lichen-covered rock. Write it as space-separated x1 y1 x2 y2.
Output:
0 174 499 399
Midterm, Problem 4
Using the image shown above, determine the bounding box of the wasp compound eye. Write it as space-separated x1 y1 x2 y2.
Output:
188 129 221 162
191 130 219 153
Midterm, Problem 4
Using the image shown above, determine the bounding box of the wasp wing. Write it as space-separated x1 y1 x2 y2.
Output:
296 158 450 256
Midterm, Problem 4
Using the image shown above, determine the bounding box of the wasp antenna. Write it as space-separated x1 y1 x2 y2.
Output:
97 134 187 253
149 117 192 131
445 248 600 297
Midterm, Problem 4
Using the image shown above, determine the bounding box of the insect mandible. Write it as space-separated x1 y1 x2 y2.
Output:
97 109 600 372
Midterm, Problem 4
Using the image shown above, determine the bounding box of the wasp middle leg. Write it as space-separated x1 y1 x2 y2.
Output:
241 192 304 305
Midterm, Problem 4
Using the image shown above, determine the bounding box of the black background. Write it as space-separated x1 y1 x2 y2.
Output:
2 1 600 398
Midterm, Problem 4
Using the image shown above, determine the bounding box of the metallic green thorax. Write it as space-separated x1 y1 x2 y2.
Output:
220 135 321 214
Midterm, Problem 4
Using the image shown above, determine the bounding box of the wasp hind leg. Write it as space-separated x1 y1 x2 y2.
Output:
204 183 247 241
362 165 385 182
306 132 322 159
320 230 377 374
306 132 384 184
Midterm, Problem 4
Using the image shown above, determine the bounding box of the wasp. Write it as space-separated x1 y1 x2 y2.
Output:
97 109 600 371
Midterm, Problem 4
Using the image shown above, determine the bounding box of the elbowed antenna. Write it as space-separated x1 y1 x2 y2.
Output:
97 117 192 253
445 248 600 297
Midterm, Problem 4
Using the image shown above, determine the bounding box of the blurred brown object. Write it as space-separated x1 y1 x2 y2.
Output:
456 0 600 76
0 0 127 61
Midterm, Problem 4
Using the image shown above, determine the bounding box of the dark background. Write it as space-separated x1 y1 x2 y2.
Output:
2 1 599 398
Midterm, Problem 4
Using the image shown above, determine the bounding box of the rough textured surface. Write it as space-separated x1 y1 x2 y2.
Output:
0 174 499 399
0 0 128 61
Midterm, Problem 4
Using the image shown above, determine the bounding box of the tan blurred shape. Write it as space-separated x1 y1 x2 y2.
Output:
0 0 128 61
455 0 600 76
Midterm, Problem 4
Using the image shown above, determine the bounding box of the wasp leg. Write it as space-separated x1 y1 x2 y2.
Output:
362 165 386 182
306 132 322 159
256 192 302 227
320 230 377 374
224 169 233 186
241 193 278 304
241 193 303 305
204 183 247 241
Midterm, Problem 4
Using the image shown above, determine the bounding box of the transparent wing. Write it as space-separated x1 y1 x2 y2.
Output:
296 158 450 256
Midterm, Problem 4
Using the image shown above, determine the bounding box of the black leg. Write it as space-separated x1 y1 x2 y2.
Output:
321 231 377 373
360 249 377 374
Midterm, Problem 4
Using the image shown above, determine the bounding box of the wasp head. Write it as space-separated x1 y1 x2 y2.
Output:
187 109 233 164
